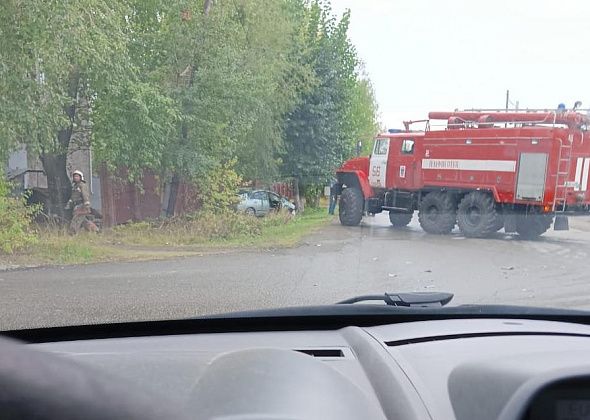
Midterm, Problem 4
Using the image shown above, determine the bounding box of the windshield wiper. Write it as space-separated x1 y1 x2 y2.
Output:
337 292 453 308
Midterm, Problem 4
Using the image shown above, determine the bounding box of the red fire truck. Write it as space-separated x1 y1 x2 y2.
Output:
335 109 590 238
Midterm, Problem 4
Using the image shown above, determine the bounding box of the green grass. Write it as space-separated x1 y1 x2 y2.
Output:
220 208 332 248
106 208 332 248
23 233 112 265
0 209 334 266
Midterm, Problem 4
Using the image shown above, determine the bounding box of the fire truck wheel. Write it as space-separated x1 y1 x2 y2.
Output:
339 187 363 226
515 214 553 239
389 212 413 227
457 192 498 238
418 192 456 234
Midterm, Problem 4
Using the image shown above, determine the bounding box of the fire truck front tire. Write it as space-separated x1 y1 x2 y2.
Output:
515 214 553 239
389 212 413 227
418 192 456 234
457 192 498 238
339 187 363 226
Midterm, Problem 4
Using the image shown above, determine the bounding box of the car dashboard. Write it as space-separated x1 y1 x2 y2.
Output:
27 317 590 420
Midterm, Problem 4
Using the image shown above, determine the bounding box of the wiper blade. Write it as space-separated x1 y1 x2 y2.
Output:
337 292 454 307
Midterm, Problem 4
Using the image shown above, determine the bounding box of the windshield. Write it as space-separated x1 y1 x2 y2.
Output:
2 0 590 331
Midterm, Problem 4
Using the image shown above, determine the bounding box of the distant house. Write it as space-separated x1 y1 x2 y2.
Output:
6 141 99 211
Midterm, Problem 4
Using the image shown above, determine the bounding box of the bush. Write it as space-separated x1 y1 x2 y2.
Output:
0 179 39 253
177 211 263 241
112 210 266 244
303 184 324 208
197 160 242 213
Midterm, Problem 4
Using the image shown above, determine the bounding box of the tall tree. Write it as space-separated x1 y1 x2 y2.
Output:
117 0 304 205
0 0 175 217
282 2 378 207
1 0 378 217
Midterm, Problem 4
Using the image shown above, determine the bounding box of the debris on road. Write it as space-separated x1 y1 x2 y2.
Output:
501 266 515 271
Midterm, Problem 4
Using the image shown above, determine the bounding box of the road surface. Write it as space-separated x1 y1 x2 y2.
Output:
2 213 590 330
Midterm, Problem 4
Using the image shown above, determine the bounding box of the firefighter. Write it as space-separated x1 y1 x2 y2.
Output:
65 170 92 234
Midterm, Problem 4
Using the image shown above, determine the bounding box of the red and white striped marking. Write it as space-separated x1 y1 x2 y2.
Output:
574 157 590 191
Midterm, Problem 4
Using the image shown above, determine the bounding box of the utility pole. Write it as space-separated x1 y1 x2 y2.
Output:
505 90 509 112
505 90 509 128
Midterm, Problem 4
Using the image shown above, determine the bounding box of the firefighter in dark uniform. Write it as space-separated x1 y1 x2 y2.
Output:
65 170 92 234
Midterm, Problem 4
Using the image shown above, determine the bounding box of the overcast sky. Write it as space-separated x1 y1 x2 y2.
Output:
330 0 590 130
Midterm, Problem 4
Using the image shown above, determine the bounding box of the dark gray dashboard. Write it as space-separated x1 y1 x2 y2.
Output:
30 319 590 419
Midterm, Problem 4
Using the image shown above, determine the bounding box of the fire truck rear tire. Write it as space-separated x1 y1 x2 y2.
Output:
515 214 553 239
389 212 413 227
339 187 363 226
457 192 498 238
418 192 456 234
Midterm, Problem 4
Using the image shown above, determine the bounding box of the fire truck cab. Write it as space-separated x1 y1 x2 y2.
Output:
336 109 590 239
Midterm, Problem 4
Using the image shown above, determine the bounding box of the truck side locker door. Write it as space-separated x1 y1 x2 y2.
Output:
395 139 416 189
369 138 390 188
516 153 548 201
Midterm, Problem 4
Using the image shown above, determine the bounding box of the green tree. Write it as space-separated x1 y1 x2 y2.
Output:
0 0 176 217
0 179 38 254
117 0 305 210
281 1 378 208
1 0 378 217
346 76 380 157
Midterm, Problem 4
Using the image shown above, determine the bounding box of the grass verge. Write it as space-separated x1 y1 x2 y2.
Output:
216 208 332 248
0 209 333 267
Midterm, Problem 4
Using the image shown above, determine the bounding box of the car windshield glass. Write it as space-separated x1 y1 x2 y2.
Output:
2 0 590 331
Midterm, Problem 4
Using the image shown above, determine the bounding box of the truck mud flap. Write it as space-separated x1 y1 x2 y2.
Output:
554 214 570 231
503 215 517 233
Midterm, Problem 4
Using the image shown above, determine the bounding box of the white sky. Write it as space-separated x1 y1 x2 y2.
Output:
330 0 590 130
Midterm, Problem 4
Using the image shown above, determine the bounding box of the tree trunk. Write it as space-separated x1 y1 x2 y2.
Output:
40 152 70 220
203 0 213 16
166 173 180 217
167 0 212 217
67 92 92 189
40 68 81 221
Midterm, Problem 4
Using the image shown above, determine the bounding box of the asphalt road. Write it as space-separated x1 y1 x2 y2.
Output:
2 213 590 330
